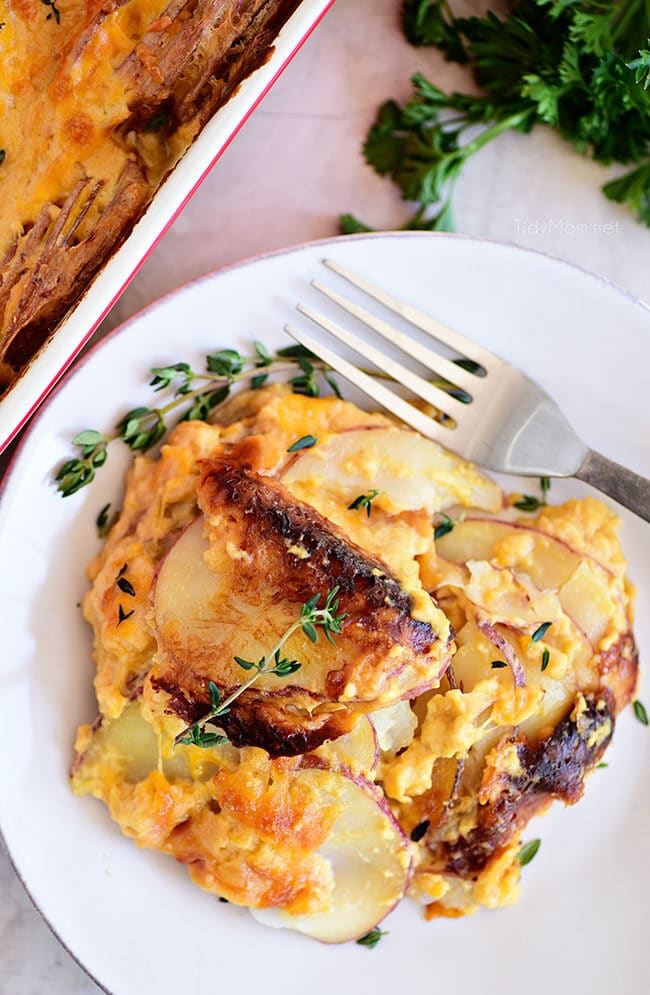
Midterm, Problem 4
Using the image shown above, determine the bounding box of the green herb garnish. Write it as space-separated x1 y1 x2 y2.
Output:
633 699 648 725
287 434 318 453
433 512 456 540
514 477 551 513
541 648 550 671
41 0 61 23
348 489 383 517
518 838 541 866
356 927 388 949
144 110 170 133
513 495 545 512
491 660 507 669
55 345 344 497
343 1 650 232
175 587 347 748
117 576 135 597
96 503 117 538
596 762 608 769
530 622 552 645
410 819 430 842
117 604 134 626
0 150 5 166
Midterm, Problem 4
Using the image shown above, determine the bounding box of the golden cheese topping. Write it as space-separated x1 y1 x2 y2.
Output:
0 0 171 250
0 1 296 384
71 388 638 932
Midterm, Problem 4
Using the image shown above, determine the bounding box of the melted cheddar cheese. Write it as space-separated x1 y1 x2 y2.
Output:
0 0 298 383
71 388 638 932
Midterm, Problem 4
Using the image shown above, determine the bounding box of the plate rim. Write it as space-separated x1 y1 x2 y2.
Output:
1 229 648 995
2 227 649 509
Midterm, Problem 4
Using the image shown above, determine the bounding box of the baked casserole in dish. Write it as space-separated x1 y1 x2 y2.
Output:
0 0 304 395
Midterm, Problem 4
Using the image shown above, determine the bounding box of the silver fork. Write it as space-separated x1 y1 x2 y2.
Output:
285 259 650 524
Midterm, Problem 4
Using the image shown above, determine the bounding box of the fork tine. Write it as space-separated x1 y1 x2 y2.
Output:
284 324 452 444
311 279 483 397
297 303 468 418
322 259 501 371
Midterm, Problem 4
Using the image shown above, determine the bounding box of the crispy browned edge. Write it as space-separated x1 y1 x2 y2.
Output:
423 630 638 878
0 0 302 393
151 458 445 757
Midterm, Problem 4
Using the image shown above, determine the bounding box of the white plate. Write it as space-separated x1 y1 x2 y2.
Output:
1 233 649 995
0 0 334 455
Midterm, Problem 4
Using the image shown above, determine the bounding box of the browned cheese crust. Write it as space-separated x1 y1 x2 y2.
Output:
151 457 451 755
425 692 617 878
0 0 301 391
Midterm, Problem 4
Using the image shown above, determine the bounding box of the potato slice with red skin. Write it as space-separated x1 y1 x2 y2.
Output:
152 460 451 756
393 501 638 917
252 769 412 943
281 427 502 515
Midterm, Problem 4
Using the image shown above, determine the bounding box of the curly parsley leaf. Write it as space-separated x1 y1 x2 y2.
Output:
344 0 650 231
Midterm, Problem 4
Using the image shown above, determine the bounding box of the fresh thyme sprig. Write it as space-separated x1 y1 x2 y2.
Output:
174 587 347 749
55 344 342 497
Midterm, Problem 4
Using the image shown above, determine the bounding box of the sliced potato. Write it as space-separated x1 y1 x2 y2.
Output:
310 717 378 776
252 769 412 942
71 700 227 786
281 428 501 514
152 459 451 756
370 700 418 756
436 518 580 590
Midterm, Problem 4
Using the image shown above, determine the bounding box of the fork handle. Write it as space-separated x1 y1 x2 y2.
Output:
575 450 650 524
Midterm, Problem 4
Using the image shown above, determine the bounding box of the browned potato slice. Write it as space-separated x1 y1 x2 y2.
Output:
151 459 452 756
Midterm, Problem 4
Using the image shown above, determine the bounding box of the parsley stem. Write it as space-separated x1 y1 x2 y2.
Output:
612 0 643 46
459 109 535 160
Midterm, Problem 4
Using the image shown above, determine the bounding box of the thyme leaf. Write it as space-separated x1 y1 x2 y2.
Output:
357 928 388 949
518 838 541 866
348 489 382 517
117 604 135 626
433 511 460 540
530 621 552 645
287 434 318 453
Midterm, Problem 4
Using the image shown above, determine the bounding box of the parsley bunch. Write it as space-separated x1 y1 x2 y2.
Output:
342 0 650 233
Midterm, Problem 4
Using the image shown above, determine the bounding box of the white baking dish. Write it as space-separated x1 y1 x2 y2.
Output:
0 0 335 455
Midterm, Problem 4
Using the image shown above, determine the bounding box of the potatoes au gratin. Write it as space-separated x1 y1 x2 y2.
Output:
71 386 638 942
0 0 299 390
